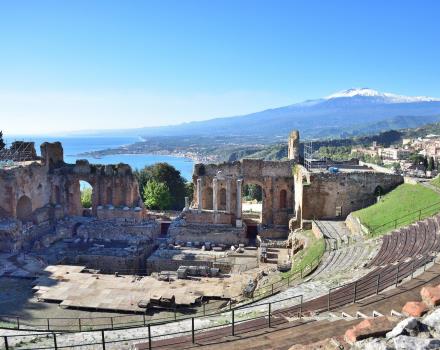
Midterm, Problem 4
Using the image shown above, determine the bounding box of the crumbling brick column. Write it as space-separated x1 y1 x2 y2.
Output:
197 178 202 212
236 178 243 227
213 178 218 212
226 179 232 214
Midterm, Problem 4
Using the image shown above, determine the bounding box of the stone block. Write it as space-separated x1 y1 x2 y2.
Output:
420 286 440 307
386 317 419 339
345 316 397 344
402 301 430 317
393 335 440 350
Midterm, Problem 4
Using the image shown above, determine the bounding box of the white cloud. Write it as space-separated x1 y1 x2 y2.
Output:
0 89 293 135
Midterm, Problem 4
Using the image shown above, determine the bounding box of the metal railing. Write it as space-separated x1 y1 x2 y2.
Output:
0 244 326 333
369 201 440 236
2 254 436 350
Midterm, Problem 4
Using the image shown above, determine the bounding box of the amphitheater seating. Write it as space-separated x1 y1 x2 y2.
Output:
367 214 440 268
310 242 374 280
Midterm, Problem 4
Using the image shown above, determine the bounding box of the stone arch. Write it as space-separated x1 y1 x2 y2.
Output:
374 185 384 197
106 187 113 205
53 185 61 204
279 189 287 209
218 188 227 211
242 181 264 223
203 187 213 210
16 195 32 222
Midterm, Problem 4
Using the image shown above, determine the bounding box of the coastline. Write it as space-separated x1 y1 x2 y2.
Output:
78 149 219 164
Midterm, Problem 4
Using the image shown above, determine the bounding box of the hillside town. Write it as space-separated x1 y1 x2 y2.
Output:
352 134 440 178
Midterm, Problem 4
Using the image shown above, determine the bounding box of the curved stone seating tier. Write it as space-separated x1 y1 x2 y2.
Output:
309 242 374 280
367 214 440 268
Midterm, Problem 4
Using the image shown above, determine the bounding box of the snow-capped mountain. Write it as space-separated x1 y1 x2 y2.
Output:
92 88 440 140
326 88 440 103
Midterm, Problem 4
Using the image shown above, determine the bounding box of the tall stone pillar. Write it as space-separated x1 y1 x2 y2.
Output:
236 179 243 227
213 178 218 212
197 178 202 212
288 130 300 162
226 179 232 214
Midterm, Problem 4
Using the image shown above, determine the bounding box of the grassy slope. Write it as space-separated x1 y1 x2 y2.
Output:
353 183 440 236
430 176 440 189
281 230 325 277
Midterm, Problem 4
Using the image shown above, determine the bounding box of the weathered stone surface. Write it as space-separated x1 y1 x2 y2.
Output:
402 301 429 317
420 286 440 307
345 317 397 344
423 308 440 335
386 317 419 339
393 335 440 350
352 338 391 350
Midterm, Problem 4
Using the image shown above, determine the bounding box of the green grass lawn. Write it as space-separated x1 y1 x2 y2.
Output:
430 176 440 189
281 230 325 278
353 183 440 236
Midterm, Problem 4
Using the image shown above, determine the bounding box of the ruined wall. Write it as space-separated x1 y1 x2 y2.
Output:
294 166 404 221
191 158 295 226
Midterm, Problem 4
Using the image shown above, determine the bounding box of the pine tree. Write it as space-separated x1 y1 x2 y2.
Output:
0 131 5 150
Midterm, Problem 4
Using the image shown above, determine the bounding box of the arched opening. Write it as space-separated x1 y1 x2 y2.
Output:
279 189 287 209
242 183 263 240
53 185 61 205
218 188 227 211
106 187 113 205
79 180 94 216
374 185 384 197
16 195 32 222
203 187 213 210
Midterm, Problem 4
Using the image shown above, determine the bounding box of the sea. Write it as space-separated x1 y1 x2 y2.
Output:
6 135 194 181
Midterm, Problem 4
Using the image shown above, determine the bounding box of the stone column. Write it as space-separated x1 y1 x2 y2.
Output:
213 178 218 212
226 179 232 214
236 179 243 227
184 196 189 211
197 178 202 212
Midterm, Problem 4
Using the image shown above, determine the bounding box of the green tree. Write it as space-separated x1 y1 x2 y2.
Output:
134 163 187 210
0 131 5 150
428 156 435 172
81 188 92 208
143 180 172 210
185 182 194 204
244 184 262 202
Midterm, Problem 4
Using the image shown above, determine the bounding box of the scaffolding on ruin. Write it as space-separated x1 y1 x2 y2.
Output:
303 141 313 171
0 141 36 167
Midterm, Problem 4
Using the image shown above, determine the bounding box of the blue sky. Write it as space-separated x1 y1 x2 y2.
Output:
1 0 440 134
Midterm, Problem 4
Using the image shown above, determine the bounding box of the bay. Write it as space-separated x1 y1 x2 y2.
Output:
6 136 194 181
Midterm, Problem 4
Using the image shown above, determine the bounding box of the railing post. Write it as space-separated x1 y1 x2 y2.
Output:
148 324 152 350
419 209 422 220
101 330 106 350
110 317 114 329
143 314 146 326
299 295 303 318
47 318 50 330
16 317 20 330
232 309 235 336
78 318 82 331
191 317 195 343
271 283 274 295
353 281 357 303
53 333 58 350
327 288 331 311
268 303 271 327
376 274 380 295
174 309 177 321
3 336 9 350
395 264 400 287
203 302 206 316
